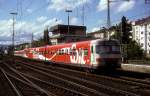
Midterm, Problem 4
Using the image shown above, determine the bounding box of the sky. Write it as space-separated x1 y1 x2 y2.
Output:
0 0 150 45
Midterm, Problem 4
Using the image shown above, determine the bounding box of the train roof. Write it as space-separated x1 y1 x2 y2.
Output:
15 39 119 51
39 39 119 48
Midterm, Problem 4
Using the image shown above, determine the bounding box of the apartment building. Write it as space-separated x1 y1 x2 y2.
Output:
132 16 150 55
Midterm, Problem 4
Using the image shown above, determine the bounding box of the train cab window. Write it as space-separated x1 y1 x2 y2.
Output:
84 49 88 56
112 46 120 52
96 45 110 54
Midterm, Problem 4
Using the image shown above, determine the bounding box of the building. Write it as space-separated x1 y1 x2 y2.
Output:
49 24 88 45
87 30 106 39
87 27 116 40
132 16 150 55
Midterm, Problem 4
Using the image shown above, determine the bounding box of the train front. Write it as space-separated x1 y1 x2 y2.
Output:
94 39 121 69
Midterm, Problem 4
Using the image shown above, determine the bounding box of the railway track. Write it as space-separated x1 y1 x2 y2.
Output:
2 61 89 96
14 58 150 96
0 67 50 96
2 56 150 96
0 68 22 96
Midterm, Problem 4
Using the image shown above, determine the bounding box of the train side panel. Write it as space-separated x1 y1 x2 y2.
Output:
14 39 121 69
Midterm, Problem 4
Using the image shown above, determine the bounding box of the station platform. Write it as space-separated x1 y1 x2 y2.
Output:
121 63 150 74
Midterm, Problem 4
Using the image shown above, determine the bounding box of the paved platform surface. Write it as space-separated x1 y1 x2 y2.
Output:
121 64 150 74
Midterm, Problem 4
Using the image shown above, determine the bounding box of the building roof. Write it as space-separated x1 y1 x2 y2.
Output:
87 31 105 35
50 24 86 32
134 16 150 25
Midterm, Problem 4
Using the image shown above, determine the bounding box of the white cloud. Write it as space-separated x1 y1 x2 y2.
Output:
43 18 63 27
91 26 100 32
37 16 48 23
0 19 12 37
47 0 90 11
117 1 135 13
97 0 107 11
70 17 79 25
26 9 33 13
0 18 63 45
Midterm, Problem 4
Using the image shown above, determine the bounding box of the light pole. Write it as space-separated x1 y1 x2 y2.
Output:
10 12 17 64
65 9 72 35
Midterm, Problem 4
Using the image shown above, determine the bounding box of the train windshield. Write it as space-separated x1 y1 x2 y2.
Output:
96 40 120 54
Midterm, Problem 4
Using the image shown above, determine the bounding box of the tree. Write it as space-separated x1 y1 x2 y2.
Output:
121 16 132 44
111 16 145 60
44 27 49 45
32 38 45 47
125 41 145 59
110 25 121 41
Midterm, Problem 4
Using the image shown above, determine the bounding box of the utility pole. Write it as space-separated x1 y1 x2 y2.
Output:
31 33 33 47
10 12 17 64
107 0 111 40
106 0 130 40
82 3 85 26
65 9 72 35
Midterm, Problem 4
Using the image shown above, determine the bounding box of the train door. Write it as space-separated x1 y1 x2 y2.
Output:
90 44 97 66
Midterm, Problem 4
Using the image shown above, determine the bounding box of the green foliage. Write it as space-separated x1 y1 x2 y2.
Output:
44 27 49 45
123 41 145 60
111 16 145 60
110 25 121 41
32 38 45 47
121 16 132 44
111 16 132 44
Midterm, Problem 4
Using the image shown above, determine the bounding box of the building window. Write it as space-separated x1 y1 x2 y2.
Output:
141 31 143 34
136 31 138 33
141 43 143 47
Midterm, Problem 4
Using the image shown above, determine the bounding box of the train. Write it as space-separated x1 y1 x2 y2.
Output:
15 39 122 70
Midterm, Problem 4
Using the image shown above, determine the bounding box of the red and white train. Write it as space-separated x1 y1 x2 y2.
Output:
15 39 121 70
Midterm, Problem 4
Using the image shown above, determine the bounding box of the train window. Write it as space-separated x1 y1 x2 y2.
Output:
66 49 68 54
79 48 82 55
70 48 72 55
59 50 61 55
84 49 88 56
61 49 64 55
73 49 76 55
